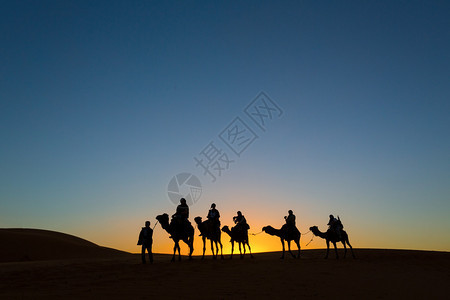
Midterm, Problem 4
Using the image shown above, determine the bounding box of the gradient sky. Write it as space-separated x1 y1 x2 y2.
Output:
1 0 449 254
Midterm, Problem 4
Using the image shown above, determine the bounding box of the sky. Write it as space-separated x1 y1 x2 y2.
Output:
1 0 449 254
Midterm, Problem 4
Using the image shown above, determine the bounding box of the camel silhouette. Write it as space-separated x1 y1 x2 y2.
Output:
309 225 356 259
262 225 301 259
194 216 224 260
221 225 253 259
156 213 194 261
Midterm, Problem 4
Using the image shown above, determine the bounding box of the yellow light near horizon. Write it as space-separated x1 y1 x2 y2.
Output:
111 223 316 255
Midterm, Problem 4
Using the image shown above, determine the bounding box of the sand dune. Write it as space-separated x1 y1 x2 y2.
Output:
0 228 129 263
1 229 449 299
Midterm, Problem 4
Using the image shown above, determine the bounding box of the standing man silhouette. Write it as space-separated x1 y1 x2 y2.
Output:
138 221 153 264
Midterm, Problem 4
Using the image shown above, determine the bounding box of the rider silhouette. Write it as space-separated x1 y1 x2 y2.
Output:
199 203 221 237
284 210 296 237
174 198 189 220
207 203 220 231
171 198 190 237
285 210 296 226
232 211 249 235
327 214 343 239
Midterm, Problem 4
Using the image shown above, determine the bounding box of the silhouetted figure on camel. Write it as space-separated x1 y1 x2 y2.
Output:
310 215 355 259
327 214 343 239
232 211 249 238
194 216 224 260
172 198 189 223
137 220 153 264
207 203 221 233
156 198 194 261
194 203 223 259
262 210 301 258
222 211 253 259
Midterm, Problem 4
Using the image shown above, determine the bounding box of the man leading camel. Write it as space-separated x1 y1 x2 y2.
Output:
137 221 153 264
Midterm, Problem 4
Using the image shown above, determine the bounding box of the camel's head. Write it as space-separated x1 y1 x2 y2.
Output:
262 226 273 232
194 216 202 225
156 213 169 224
309 226 319 233
221 225 229 232
262 226 276 235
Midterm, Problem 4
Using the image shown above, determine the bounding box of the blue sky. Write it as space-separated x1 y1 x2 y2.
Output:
1 0 449 252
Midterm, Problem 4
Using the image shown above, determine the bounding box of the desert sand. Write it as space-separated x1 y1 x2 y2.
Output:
1 229 449 299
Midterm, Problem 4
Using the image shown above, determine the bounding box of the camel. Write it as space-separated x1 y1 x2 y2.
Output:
194 217 224 260
309 226 356 259
156 213 194 261
221 225 253 259
262 225 301 259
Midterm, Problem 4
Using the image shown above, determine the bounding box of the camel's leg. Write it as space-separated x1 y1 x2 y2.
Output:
214 241 219 259
325 240 330 259
219 239 224 259
280 238 285 259
189 236 194 260
342 241 347 258
171 243 177 262
246 241 254 258
346 238 356 258
238 242 243 259
333 242 339 259
287 240 296 258
295 239 301 258
230 241 234 259
202 237 206 260
177 243 181 261
210 239 216 259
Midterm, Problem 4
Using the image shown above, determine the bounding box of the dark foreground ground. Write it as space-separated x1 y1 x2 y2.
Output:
1 249 449 299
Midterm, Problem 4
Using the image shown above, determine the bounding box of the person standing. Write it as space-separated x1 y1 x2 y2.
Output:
138 221 153 264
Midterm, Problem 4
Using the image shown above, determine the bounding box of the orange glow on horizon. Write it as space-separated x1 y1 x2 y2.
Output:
93 218 321 255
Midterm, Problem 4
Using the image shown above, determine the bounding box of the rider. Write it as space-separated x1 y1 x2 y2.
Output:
171 198 190 237
284 209 296 237
327 214 343 239
207 203 220 231
285 210 296 226
232 211 249 235
174 198 189 220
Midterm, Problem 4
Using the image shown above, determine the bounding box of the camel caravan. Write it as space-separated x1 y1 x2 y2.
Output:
140 198 355 263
